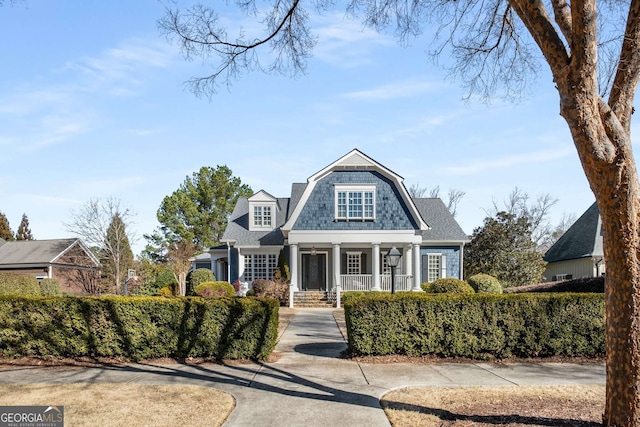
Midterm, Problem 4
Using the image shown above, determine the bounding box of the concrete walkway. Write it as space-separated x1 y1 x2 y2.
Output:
0 308 605 426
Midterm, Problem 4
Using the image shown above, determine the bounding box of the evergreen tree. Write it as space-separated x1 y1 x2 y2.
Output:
15 213 33 240
464 212 546 288
0 212 13 241
101 213 134 294
155 165 252 250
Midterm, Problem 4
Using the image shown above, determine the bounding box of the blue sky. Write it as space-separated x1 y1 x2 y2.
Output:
0 1 626 254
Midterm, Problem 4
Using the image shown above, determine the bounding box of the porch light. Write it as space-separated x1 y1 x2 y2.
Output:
310 246 317 256
386 247 401 295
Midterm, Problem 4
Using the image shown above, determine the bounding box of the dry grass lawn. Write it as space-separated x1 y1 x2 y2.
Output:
382 385 604 427
0 383 234 427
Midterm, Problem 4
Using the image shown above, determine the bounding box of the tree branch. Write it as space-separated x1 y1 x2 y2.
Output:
509 0 570 81
160 0 311 96
609 0 640 131
550 0 572 44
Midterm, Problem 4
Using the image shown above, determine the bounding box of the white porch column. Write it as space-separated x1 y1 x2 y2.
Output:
237 252 245 282
404 245 412 282
372 243 381 291
333 243 341 291
290 244 299 291
412 243 422 291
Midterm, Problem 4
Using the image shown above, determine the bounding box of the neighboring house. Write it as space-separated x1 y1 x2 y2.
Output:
0 238 101 294
191 244 230 282
543 201 605 281
215 149 468 303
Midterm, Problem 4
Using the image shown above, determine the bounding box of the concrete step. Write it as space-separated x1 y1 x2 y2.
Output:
293 291 335 308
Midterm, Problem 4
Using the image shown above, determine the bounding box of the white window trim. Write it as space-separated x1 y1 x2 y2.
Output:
346 251 362 275
334 184 376 221
427 253 447 282
243 252 279 282
249 202 276 231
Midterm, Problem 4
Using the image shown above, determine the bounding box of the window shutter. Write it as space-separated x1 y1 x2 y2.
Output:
441 255 447 278
341 253 347 275
361 253 367 274
421 255 429 282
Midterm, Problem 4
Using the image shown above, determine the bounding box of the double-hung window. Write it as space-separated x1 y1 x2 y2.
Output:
428 255 441 282
253 206 272 228
335 185 376 221
346 252 362 275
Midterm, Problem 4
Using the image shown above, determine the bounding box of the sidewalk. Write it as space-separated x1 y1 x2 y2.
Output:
0 308 605 426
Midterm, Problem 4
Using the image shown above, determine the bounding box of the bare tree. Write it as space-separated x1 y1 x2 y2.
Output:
161 1 640 421
408 184 466 218
487 187 559 252
64 197 137 295
166 240 196 296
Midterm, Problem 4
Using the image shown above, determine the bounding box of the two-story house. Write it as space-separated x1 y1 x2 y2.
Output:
215 149 468 306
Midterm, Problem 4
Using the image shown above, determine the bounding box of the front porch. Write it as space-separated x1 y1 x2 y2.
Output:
339 274 413 292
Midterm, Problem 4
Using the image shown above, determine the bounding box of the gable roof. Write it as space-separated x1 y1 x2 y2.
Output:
0 238 100 267
414 198 469 242
221 197 289 247
282 149 429 232
544 201 603 263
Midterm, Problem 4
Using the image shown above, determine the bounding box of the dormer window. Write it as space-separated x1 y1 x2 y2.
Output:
253 206 272 227
248 190 277 231
335 185 376 221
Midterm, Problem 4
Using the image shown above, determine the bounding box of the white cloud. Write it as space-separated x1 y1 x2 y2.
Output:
341 79 442 100
59 38 178 95
0 38 177 151
441 146 575 176
313 13 393 68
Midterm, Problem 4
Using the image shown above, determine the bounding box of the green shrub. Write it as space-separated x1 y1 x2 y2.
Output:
344 293 605 359
341 291 368 305
132 282 161 296
0 295 279 361
158 286 174 297
195 281 235 298
39 278 62 296
0 272 41 296
155 270 177 290
421 278 475 294
467 274 503 294
251 279 289 306
187 268 215 296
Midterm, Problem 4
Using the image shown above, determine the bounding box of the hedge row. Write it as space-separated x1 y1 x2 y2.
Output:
0 296 279 361
344 293 604 359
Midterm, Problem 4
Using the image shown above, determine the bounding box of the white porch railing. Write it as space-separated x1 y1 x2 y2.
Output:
380 274 412 292
339 274 412 292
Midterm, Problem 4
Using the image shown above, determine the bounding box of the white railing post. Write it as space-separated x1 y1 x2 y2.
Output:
336 284 341 308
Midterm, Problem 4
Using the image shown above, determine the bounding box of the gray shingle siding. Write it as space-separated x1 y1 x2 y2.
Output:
421 246 461 280
292 171 418 230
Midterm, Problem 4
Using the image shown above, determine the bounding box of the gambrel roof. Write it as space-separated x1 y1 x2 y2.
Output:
282 149 429 232
544 201 603 263
221 150 468 248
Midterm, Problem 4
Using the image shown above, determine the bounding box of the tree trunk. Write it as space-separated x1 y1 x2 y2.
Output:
559 87 640 425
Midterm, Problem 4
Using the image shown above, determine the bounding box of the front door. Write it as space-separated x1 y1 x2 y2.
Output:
302 253 326 291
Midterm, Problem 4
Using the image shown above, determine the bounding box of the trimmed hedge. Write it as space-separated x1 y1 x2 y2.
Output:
187 269 216 296
467 274 503 294
0 272 41 296
195 281 236 298
421 278 475 294
0 296 279 361
344 292 604 359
